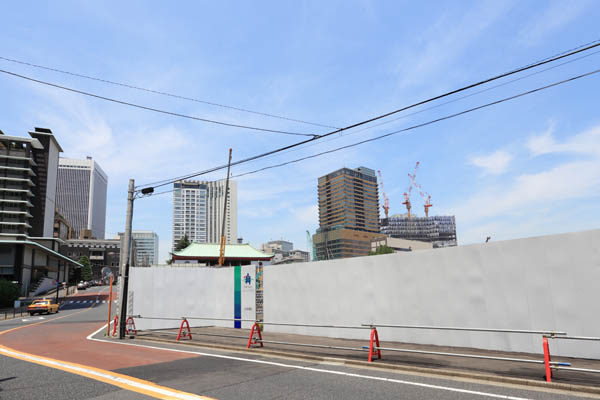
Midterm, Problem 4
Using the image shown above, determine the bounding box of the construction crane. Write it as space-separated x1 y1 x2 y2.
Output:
306 230 316 261
403 162 420 218
376 170 390 219
408 161 434 218
218 148 233 267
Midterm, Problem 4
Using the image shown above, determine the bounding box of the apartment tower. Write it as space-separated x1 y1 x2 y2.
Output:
312 166 384 259
172 179 238 249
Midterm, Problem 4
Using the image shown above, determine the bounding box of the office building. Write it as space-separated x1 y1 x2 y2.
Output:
56 156 108 239
172 179 238 249
61 238 122 279
261 240 309 265
313 166 385 260
261 240 293 254
132 230 159 266
0 128 81 295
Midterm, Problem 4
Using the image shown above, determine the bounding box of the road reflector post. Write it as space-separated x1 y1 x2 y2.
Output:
247 322 264 348
368 327 382 362
176 318 192 341
543 336 553 382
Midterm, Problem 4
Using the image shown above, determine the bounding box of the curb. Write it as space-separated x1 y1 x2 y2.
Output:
132 335 600 396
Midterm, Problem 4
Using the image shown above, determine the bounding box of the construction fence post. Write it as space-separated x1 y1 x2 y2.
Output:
247 322 263 348
176 318 192 341
543 336 553 382
368 327 382 362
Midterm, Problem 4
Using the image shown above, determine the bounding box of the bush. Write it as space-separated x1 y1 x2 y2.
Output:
0 279 20 308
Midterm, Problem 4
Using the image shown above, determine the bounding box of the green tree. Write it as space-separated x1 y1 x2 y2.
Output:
174 234 191 252
0 279 20 308
79 256 93 281
368 245 394 256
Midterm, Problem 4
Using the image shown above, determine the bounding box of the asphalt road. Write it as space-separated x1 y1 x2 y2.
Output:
0 285 597 400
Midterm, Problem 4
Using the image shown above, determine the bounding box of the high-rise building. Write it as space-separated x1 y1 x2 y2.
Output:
0 127 82 295
56 157 108 239
312 166 385 260
132 230 159 266
172 179 238 249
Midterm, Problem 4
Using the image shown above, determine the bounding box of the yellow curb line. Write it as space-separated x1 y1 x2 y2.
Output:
0 290 214 400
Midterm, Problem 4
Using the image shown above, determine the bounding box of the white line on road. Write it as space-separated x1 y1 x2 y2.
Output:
21 317 45 322
86 324 531 400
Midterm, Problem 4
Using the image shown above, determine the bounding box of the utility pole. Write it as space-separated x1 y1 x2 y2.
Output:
218 149 233 266
118 179 135 339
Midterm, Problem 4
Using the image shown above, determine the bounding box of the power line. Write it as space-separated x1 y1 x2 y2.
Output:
0 69 318 138
222 48 600 166
139 40 600 190
140 67 600 198
0 55 339 130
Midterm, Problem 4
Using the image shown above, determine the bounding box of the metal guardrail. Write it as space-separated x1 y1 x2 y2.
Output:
127 316 599 383
361 323 567 336
545 335 600 379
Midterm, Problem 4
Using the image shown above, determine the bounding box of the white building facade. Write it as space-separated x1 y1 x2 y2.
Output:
172 179 237 249
132 230 159 266
56 157 108 239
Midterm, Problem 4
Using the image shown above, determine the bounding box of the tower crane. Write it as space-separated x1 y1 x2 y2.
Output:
376 170 390 219
403 162 420 218
408 161 434 218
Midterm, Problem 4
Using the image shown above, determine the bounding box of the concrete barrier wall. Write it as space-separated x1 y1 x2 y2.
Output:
263 229 600 358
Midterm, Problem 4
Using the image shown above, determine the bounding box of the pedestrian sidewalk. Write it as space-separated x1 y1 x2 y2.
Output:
133 325 600 392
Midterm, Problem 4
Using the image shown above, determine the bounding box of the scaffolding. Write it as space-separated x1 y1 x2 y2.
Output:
381 215 457 248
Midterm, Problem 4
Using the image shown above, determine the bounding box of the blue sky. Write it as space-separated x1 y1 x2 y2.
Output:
2 1 599 262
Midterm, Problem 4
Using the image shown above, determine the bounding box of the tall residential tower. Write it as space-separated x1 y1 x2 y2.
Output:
56 157 108 239
172 179 237 249
312 166 384 260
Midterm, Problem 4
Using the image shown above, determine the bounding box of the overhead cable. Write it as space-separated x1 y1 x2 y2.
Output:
0 55 338 129
139 41 600 190
0 69 318 138
140 67 600 198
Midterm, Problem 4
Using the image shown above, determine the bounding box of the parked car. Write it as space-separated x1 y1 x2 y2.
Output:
28 299 59 315
77 281 87 290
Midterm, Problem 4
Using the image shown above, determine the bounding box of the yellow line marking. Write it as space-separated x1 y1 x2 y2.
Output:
0 290 215 400
0 344 212 399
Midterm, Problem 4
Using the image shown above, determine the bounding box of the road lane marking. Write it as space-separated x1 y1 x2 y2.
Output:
87 325 531 400
0 344 213 400
21 317 45 322
0 287 213 400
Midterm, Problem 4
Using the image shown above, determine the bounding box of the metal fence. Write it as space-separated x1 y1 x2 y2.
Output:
125 315 599 383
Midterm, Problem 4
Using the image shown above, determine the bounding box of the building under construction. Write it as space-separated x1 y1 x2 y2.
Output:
380 214 457 248
377 162 457 249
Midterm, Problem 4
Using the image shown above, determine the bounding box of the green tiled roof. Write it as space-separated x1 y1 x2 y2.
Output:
173 243 272 259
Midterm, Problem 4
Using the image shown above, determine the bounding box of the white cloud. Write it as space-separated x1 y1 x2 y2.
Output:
455 124 600 236
527 125 600 157
469 150 513 175
518 1 591 46
392 2 513 89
